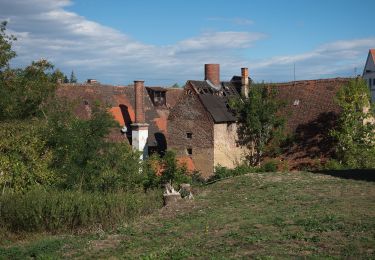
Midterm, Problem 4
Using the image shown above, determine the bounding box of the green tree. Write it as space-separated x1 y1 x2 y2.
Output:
0 59 57 120
0 120 55 194
45 100 142 191
63 75 69 83
230 84 285 166
330 78 375 168
69 70 77 83
0 21 16 71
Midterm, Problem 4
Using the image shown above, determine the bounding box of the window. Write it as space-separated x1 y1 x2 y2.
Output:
186 132 192 139
186 148 192 155
370 79 372 87
373 78 375 86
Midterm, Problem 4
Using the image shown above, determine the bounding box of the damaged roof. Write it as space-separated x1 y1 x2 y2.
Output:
188 80 240 123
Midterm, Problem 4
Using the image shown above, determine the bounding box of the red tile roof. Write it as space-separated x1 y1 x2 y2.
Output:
109 107 125 126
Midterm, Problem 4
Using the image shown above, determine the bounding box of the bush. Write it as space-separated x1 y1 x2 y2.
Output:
260 160 278 172
323 159 346 171
0 188 162 232
143 151 191 190
0 120 55 194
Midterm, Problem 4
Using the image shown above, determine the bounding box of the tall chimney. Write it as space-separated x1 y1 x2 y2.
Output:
241 67 249 98
205 64 220 86
134 80 145 123
131 80 149 160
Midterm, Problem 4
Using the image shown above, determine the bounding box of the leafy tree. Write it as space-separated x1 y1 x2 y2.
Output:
69 70 77 83
0 23 58 120
0 21 16 72
330 78 375 168
229 84 285 166
51 68 66 83
45 100 142 191
0 59 57 120
0 120 55 194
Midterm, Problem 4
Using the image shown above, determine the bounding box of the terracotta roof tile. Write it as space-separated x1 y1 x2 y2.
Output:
109 107 125 126
177 156 196 172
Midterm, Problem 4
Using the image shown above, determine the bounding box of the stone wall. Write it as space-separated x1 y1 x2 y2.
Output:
213 123 247 169
168 84 215 178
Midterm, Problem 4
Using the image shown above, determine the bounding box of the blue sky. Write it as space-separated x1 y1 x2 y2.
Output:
1 0 374 85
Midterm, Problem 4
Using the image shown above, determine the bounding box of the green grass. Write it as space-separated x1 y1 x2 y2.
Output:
1 171 374 259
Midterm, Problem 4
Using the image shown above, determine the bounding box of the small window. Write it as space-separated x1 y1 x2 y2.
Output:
186 132 192 139
84 100 89 105
186 148 192 155
373 78 375 86
293 99 300 106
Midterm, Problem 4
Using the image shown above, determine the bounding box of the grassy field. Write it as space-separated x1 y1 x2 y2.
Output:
1 171 374 259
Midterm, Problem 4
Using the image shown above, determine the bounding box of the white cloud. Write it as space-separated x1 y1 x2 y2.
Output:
250 38 375 82
0 0 373 85
0 0 265 84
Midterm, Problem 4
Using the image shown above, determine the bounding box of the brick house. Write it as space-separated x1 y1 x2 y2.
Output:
168 64 250 178
168 64 351 176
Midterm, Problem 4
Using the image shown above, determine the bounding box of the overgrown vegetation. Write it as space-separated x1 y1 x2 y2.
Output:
0 21 176 233
0 188 162 232
229 83 285 166
144 151 191 190
329 78 375 169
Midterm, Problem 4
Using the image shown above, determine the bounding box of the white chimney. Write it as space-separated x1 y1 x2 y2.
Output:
241 67 250 98
131 80 149 160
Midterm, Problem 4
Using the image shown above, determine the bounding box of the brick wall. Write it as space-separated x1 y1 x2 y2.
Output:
168 83 215 178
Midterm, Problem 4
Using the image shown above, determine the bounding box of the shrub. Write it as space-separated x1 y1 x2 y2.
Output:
0 120 55 194
0 188 162 232
143 151 191 190
323 159 346 171
260 160 278 172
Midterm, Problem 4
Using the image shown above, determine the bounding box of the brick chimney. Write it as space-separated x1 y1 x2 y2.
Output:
134 80 145 123
131 80 149 160
205 64 220 86
241 67 249 98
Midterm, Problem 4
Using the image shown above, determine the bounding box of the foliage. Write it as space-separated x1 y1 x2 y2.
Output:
0 23 59 120
69 70 77 83
45 99 142 191
0 188 162 232
143 151 191 190
0 120 55 194
260 160 278 172
330 79 375 169
0 21 16 71
229 84 285 166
